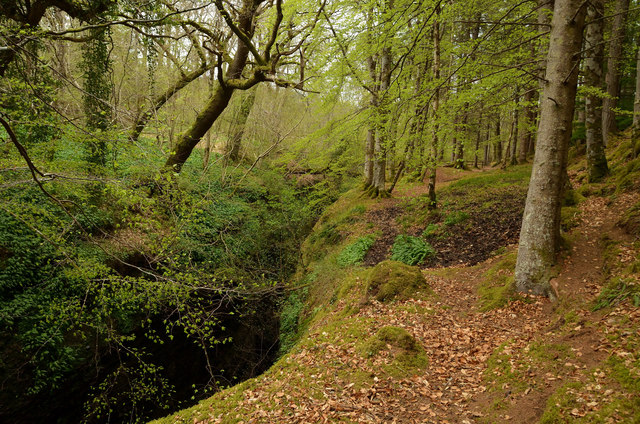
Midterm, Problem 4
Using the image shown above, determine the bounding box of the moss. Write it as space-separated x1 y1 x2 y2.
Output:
477 252 518 311
538 382 584 424
614 157 640 193
483 342 527 392
617 201 640 237
562 189 585 207
560 206 581 231
608 355 640 392
358 326 428 377
366 260 431 302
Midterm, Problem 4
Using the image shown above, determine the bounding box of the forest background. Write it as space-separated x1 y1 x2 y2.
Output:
0 0 639 422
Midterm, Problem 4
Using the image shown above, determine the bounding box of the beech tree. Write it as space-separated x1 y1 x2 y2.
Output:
584 0 609 182
515 0 587 296
602 0 630 144
164 0 318 172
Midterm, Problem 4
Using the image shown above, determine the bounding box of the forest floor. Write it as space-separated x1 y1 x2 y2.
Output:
153 144 640 424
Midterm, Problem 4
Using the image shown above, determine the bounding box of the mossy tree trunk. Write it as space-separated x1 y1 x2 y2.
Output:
584 0 609 182
633 47 640 157
427 10 441 209
226 87 257 162
515 0 586 297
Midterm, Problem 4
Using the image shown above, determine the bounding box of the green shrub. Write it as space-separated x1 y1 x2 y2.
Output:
391 235 436 266
337 235 377 267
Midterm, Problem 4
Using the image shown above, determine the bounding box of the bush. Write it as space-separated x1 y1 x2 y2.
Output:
391 235 436 266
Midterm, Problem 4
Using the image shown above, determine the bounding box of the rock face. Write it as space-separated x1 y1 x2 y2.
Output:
366 260 430 302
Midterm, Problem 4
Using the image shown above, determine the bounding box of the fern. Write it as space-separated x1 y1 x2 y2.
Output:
391 235 436 266
337 235 377 267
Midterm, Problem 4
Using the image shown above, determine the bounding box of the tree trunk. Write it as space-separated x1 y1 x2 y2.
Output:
494 117 502 164
371 46 392 197
584 0 609 182
519 90 534 163
428 12 441 209
510 100 519 166
454 109 467 169
602 0 630 144
226 87 257 162
164 1 257 172
515 0 586 297
633 46 640 157
364 128 375 186
503 114 515 169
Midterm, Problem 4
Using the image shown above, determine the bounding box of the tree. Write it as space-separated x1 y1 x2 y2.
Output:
164 0 314 172
514 0 587 297
584 0 609 182
634 45 640 155
81 27 113 166
602 0 630 144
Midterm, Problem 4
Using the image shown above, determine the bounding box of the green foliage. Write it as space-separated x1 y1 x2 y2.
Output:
337 234 377 267
390 235 436 266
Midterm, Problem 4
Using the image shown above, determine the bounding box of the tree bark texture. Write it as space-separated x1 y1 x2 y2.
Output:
584 0 609 182
633 47 640 156
427 13 441 209
602 0 630 144
515 0 586 297
372 46 392 195
226 87 257 162
495 118 502 164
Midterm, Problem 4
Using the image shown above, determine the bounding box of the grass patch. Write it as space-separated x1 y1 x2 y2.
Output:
443 211 469 226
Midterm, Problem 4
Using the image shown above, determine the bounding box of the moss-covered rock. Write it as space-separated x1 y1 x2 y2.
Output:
358 326 429 374
562 189 585 207
366 260 430 302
